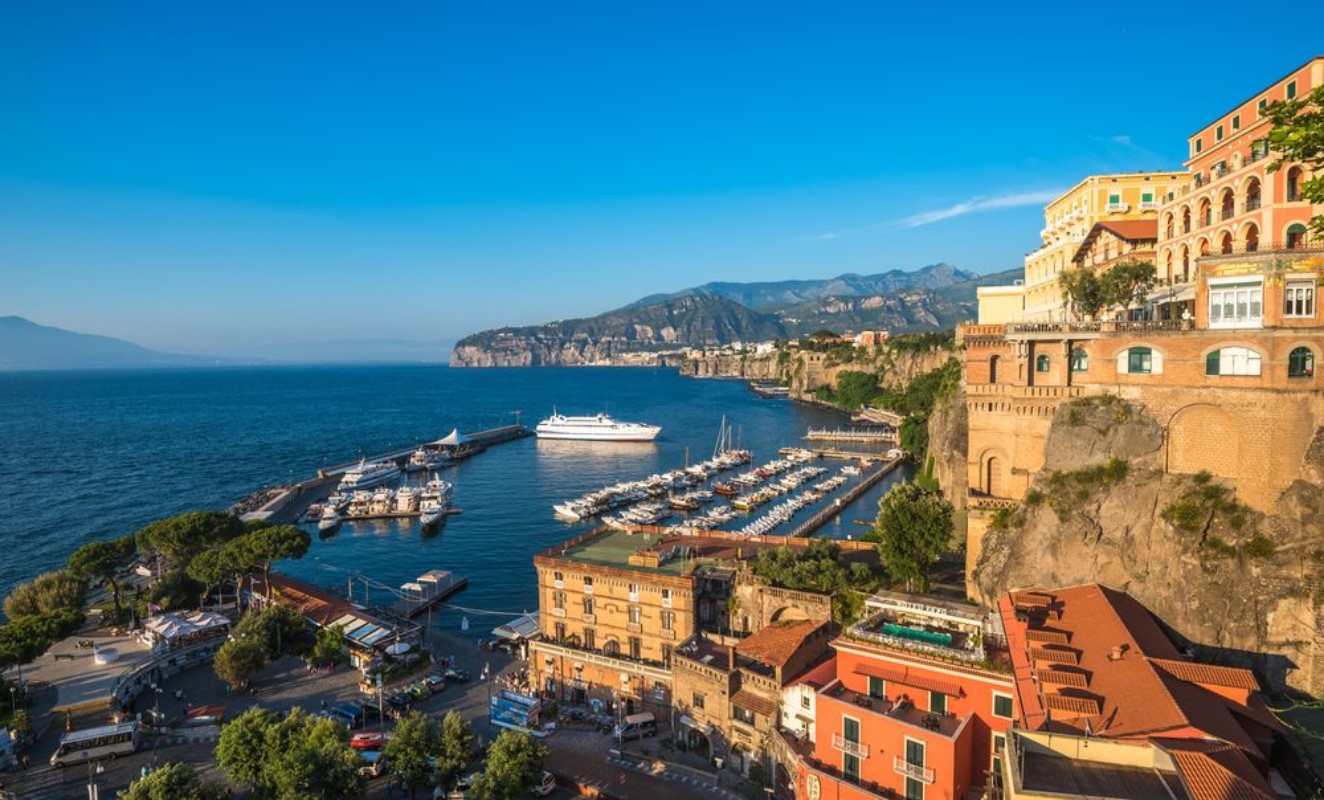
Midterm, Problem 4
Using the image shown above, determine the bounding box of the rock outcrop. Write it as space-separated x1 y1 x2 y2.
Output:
973 399 1324 694
926 383 968 503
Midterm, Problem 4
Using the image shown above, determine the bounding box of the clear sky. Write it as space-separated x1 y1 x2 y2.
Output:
1 1 1319 351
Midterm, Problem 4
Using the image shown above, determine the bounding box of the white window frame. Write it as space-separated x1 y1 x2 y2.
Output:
1285 279 1316 318
1207 276 1264 329
992 692 1014 720
1206 347 1262 377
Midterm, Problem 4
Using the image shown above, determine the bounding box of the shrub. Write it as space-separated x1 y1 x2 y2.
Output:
1163 501 1207 533
1204 535 1237 556
1242 535 1275 559
1024 489 1045 507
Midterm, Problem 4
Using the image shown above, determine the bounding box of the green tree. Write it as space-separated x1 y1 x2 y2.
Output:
1266 85 1324 237
216 707 279 790
3 571 86 619
1100 260 1158 312
0 609 85 669
307 624 347 667
385 711 440 796
234 604 306 658
118 762 226 800
470 730 547 800
67 535 136 619
751 539 880 625
135 511 244 566
217 707 366 800
245 525 312 600
868 482 954 592
435 711 476 788
1059 267 1108 319
213 637 267 690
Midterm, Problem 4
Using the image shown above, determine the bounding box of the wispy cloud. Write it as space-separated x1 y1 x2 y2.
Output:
893 189 1064 230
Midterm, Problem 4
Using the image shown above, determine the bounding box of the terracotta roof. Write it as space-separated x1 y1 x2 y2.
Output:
1097 219 1158 241
1150 658 1261 691
851 662 964 698
999 584 1283 761
249 573 352 627
1157 739 1276 800
730 690 778 719
735 620 825 670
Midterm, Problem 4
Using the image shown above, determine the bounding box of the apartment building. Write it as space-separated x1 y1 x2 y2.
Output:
997 584 1290 799
529 528 862 717
793 592 1016 800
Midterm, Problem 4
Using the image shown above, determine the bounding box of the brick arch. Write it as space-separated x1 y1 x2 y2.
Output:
770 606 809 623
977 447 1011 498
1166 404 1241 481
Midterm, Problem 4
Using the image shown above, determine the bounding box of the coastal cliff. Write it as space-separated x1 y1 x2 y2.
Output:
971 398 1324 694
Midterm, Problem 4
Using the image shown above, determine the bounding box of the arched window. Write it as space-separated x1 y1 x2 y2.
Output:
1181 206 1192 234
1198 198 1212 228
1036 354 1050 372
1126 347 1153 374
1245 178 1261 212
1287 223 1308 249
1219 232 1233 254
1199 238 1210 256
1288 347 1315 378
1244 223 1259 253
1205 346 1262 376
988 355 1000 384
1180 246 1190 282
1220 190 1235 221
1164 213 1174 239
1070 348 1089 372
1287 167 1304 202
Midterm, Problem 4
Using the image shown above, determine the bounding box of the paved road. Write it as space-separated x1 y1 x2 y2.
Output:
4 632 514 799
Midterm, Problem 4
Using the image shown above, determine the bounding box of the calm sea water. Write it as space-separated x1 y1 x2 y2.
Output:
0 366 910 634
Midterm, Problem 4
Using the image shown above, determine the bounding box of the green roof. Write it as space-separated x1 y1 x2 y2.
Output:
554 529 692 575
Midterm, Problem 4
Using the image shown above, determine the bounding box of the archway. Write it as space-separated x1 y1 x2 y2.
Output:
1244 223 1259 253
984 455 1003 497
1245 177 1261 212
770 606 809 624
1218 231 1233 254
1219 189 1235 222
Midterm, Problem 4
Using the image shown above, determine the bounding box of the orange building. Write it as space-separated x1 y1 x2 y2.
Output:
997 584 1292 798
793 592 1015 800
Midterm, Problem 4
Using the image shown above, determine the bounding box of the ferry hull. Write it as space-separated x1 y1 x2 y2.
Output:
535 427 660 442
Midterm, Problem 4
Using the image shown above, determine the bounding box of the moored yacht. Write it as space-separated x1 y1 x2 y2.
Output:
535 412 660 442
317 504 342 532
338 459 402 490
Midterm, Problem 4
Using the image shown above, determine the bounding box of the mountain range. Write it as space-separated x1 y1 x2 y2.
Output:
450 264 1022 366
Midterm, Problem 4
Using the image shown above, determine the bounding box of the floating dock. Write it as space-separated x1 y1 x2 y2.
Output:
392 570 469 618
781 456 903 539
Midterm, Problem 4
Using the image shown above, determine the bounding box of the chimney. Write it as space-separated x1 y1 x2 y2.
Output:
728 645 736 671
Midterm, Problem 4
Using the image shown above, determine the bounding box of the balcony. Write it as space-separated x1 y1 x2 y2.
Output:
534 636 673 682
1105 202 1129 212
582 613 596 624
1220 207 1235 222
832 732 871 758
800 756 899 799
822 684 966 738
627 622 642 634
893 757 935 784
551 608 566 618
1139 200 1159 210
1245 198 1261 213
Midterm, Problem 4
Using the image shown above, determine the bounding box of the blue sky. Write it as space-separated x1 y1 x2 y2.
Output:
1 1 1319 351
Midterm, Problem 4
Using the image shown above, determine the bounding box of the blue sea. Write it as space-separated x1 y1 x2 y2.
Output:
0 366 910 633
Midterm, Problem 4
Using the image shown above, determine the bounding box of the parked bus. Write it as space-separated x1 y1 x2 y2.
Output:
51 721 140 767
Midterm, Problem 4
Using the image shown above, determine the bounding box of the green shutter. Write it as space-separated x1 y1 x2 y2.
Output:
930 691 946 715
1206 351 1221 376
1287 81 1297 100
1142 192 1153 202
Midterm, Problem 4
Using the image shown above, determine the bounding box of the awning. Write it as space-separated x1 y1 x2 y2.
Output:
435 428 472 446
852 663 964 698
493 613 540 641
1147 285 1195 305
678 715 714 734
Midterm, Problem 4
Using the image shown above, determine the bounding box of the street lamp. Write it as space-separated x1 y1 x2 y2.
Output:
86 759 104 800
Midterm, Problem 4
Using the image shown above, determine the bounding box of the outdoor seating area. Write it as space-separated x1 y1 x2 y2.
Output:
140 610 232 650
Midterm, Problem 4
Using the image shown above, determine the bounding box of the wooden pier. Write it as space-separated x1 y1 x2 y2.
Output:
781 457 903 539
391 571 469 619
804 427 898 444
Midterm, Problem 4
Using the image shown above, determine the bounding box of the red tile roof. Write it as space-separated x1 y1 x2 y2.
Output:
735 620 825 670
851 662 964 698
730 690 778 718
999 584 1281 761
1097 219 1159 241
1157 739 1276 800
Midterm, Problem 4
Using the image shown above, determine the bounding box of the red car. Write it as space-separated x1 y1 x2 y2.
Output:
350 731 392 750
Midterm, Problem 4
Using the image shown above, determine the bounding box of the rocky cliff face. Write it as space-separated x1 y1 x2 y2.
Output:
926 383 968 503
678 352 784 380
787 347 952 399
972 399 1324 693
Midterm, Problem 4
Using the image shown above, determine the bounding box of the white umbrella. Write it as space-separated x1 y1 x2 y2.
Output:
384 642 412 656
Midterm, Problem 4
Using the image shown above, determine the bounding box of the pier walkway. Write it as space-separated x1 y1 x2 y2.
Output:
804 427 898 444
782 456 901 539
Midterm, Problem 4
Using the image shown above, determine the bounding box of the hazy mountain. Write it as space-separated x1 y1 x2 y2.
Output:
0 316 222 370
451 294 785 367
629 263 979 311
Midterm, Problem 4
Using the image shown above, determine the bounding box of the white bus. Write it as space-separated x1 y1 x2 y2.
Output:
50 721 140 767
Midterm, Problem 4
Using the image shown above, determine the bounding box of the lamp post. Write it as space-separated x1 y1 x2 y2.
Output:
86 759 104 800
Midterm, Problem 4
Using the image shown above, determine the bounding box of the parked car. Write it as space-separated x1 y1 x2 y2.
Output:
359 750 389 778
612 712 657 742
350 731 391 750
531 770 556 796
443 667 471 683
424 674 447 691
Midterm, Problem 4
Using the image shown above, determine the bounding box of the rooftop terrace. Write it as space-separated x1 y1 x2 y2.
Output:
820 681 967 739
540 527 842 576
849 592 990 664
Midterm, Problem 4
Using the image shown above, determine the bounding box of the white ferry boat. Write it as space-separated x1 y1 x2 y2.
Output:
338 459 401 491
535 412 661 442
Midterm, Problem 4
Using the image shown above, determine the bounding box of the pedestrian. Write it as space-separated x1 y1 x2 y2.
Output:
20 753 30 770
320 699 327 710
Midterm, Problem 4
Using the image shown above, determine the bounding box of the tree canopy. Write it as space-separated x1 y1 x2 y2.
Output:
213 637 267 690
867 482 955 592
1266 85 1324 237
384 711 440 793
307 624 347 667
435 711 476 789
0 609 85 669
470 730 547 800
135 511 244 565
67 535 136 618
234 604 305 659
752 539 881 625
3 570 86 620
216 707 366 800
119 762 226 800
1062 261 1158 320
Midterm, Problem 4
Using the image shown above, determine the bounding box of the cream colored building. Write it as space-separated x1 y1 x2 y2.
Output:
1013 173 1187 322
975 283 1025 325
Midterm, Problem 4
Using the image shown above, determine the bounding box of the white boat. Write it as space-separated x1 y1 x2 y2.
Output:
419 499 447 528
338 459 402 490
535 412 661 442
317 505 342 532
395 485 421 513
407 447 453 473
420 475 454 505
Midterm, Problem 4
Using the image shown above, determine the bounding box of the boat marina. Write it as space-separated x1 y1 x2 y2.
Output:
803 426 898 444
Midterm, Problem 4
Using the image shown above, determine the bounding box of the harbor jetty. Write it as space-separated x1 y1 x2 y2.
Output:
804 427 897 445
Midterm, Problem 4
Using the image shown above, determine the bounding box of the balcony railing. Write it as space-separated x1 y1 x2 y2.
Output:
893 757 935 784
1198 239 1321 259
832 733 871 759
1245 197 1261 212
1221 207 1235 221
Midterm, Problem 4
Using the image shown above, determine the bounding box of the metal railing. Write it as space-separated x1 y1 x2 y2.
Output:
832 733 871 758
1199 239 1321 258
893 757 936 784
